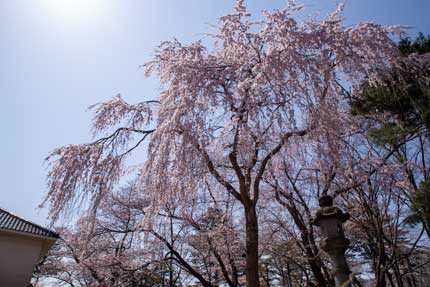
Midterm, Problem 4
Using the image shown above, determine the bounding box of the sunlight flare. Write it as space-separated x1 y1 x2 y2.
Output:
43 0 103 24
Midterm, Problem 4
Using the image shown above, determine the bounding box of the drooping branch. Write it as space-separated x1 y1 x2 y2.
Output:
43 100 155 221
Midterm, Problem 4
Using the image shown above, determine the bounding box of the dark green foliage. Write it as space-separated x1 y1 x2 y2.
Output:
351 34 430 144
351 73 430 143
405 180 430 230
398 32 430 55
366 123 409 146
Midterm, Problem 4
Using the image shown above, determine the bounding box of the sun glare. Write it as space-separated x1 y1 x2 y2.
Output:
43 0 102 24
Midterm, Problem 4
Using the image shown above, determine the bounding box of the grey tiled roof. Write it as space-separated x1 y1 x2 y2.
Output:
0 207 59 239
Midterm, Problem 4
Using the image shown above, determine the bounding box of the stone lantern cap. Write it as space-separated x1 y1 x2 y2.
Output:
310 195 350 227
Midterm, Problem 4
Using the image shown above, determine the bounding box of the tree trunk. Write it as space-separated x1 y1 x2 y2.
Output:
245 204 260 287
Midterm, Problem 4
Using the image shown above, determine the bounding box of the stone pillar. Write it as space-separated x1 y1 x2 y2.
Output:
311 195 351 287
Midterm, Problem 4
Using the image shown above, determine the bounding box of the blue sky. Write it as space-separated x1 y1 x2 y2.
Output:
1 0 429 225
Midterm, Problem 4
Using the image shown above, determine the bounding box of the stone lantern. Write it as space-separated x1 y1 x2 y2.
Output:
311 195 351 287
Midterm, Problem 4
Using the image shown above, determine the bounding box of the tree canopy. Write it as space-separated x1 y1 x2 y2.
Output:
37 2 430 287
